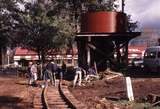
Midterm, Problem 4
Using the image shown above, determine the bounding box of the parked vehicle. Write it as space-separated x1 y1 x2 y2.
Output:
128 45 146 67
131 58 144 68
143 46 160 72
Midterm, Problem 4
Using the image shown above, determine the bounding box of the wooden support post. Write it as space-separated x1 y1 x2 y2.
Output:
124 41 129 66
116 44 121 64
94 61 98 75
76 37 88 67
87 36 91 66
0 48 2 65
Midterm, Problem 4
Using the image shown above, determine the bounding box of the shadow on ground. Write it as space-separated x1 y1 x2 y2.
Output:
15 82 29 86
0 96 24 109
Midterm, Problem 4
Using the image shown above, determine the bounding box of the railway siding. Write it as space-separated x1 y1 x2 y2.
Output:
33 80 86 109
33 88 43 109
40 81 86 109
59 84 86 109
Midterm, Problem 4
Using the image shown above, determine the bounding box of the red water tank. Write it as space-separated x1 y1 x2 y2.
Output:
81 11 127 33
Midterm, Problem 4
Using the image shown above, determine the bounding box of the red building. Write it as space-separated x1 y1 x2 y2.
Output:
13 47 78 67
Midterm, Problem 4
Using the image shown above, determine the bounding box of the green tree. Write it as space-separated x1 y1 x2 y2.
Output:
11 0 76 62
127 15 139 32
14 0 58 62
87 0 118 11
0 0 24 65
11 0 77 78
0 0 21 47
45 0 119 57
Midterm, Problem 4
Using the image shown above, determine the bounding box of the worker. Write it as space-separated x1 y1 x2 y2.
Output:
73 65 86 88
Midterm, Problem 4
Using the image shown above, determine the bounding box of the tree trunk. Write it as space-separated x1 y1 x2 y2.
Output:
70 42 75 66
37 50 45 80
39 51 45 80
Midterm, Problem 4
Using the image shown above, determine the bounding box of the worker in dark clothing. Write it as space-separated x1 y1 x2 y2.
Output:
52 62 58 86
43 62 49 86
45 61 57 86
60 61 67 81
85 66 99 82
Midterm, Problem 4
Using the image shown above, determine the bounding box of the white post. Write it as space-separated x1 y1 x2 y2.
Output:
87 36 91 66
7 48 10 66
7 55 9 66
126 77 134 101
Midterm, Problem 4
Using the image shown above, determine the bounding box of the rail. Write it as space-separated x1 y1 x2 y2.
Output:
39 80 86 109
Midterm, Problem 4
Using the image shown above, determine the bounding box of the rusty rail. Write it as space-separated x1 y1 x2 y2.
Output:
40 80 86 109
59 83 86 109
41 86 48 109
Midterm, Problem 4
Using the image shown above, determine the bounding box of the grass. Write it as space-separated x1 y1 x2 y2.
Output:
113 100 160 109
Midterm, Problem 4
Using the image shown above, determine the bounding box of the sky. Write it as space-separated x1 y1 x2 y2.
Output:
124 0 160 29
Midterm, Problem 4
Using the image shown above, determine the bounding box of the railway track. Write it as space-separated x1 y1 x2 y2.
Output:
34 80 86 109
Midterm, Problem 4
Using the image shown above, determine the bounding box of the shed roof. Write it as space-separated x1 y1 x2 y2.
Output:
15 47 37 56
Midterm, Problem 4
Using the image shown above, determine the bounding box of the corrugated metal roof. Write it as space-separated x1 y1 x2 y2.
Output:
15 47 37 56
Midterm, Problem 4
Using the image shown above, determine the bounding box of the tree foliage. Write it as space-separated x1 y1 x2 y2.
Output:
49 0 119 23
87 0 118 11
127 15 139 32
11 0 76 62
14 1 56 61
0 0 138 61
0 0 22 47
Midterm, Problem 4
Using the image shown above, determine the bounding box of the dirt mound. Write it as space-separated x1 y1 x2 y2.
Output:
69 75 160 109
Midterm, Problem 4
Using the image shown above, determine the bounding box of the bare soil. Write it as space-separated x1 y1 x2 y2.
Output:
1 70 160 109
0 75 40 109
69 73 160 109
